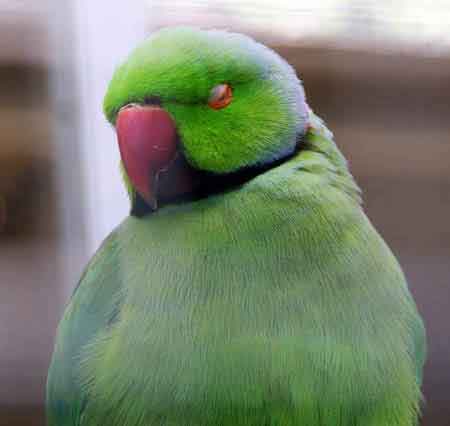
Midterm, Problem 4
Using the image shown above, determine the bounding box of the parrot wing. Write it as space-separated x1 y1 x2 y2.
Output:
46 230 125 426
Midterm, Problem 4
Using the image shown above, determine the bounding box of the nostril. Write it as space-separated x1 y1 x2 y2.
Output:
118 97 162 114
119 103 140 112
144 96 162 106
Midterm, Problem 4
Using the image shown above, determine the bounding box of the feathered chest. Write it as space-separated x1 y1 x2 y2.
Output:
76 202 421 425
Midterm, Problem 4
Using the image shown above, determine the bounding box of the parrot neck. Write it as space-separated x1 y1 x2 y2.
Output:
129 110 360 217
298 110 362 205
130 132 308 217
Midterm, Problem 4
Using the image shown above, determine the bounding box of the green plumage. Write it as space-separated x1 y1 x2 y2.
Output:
103 27 308 173
47 28 425 426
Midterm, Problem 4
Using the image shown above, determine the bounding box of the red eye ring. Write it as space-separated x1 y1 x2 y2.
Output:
208 84 233 110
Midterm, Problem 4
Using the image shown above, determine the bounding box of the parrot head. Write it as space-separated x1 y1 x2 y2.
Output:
104 27 309 215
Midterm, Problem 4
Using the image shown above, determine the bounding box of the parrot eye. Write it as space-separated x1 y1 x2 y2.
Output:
208 84 233 110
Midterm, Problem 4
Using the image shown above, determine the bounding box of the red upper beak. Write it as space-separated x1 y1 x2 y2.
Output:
116 105 178 210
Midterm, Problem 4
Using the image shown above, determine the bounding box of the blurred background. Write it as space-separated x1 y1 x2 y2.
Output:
0 1 449 425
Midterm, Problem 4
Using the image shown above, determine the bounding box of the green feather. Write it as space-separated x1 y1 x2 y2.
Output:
47 27 425 426
47 116 425 425
103 27 309 173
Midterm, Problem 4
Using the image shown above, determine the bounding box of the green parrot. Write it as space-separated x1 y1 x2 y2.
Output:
47 27 426 426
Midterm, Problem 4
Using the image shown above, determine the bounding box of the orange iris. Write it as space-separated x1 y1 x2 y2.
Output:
208 84 233 110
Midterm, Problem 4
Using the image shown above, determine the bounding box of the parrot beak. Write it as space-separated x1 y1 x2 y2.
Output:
116 104 178 210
